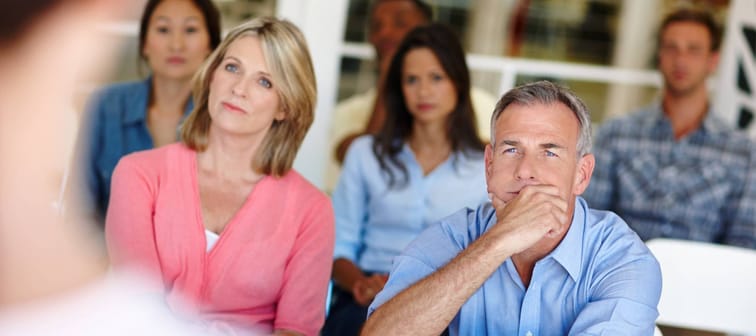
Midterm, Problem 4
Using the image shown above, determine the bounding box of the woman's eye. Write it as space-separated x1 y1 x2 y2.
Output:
259 78 272 89
156 26 169 34
185 26 198 34
224 63 238 73
404 76 417 85
431 73 444 81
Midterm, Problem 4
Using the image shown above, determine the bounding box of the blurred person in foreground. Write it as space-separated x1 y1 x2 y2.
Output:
583 8 756 249
323 23 488 336
71 0 221 228
105 17 334 336
0 1 209 334
325 0 496 192
363 81 661 335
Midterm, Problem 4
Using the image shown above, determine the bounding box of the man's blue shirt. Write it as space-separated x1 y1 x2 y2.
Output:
369 197 662 335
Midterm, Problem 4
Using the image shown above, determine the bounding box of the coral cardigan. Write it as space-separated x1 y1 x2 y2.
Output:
105 143 334 335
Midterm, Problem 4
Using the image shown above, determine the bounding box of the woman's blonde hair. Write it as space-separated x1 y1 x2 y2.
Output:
181 17 317 176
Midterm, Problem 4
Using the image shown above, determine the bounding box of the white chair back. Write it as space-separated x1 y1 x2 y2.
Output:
646 238 756 335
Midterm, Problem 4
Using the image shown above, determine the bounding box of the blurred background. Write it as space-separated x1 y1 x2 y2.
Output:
81 0 754 189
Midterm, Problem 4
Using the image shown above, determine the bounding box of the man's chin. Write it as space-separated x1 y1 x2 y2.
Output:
499 192 519 203
665 81 701 96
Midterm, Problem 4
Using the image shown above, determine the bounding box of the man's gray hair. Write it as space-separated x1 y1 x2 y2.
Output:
490 80 592 156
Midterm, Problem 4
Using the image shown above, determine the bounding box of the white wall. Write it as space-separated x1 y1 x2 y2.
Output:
277 0 349 189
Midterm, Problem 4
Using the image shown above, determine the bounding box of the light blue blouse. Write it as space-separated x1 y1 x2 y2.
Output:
332 135 488 273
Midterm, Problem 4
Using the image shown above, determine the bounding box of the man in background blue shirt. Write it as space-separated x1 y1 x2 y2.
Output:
583 9 756 249
363 81 661 335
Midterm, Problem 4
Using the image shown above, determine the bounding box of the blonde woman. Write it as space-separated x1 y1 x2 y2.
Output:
106 17 334 336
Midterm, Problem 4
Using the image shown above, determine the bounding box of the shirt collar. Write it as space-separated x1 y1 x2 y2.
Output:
545 197 587 282
701 105 732 134
122 76 195 125
650 101 732 135
122 76 152 125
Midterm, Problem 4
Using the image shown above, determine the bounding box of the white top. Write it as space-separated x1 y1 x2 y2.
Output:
205 230 220 252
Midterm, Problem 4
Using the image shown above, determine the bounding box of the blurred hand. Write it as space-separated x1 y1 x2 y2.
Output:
352 274 388 306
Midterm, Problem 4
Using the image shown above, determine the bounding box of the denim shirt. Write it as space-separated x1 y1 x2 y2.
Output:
75 77 193 223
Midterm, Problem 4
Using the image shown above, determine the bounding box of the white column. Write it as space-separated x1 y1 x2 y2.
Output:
603 0 663 121
465 0 516 95
276 0 349 189
714 0 756 137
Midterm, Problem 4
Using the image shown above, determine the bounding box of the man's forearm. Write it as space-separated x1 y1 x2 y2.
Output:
362 234 512 335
